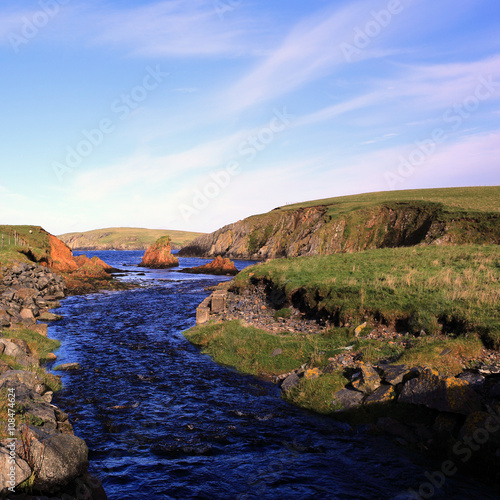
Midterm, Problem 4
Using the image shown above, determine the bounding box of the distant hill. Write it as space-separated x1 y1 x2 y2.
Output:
178 186 500 259
58 227 205 251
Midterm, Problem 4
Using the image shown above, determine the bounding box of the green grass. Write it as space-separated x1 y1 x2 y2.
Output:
234 245 500 348
58 227 205 250
274 186 500 215
2 327 61 362
0 225 51 266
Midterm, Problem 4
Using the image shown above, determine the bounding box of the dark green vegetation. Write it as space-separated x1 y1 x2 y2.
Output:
179 186 500 259
58 227 205 250
233 245 500 348
0 225 51 266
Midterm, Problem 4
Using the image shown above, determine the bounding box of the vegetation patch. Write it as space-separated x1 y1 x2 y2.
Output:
3 327 61 362
233 245 500 348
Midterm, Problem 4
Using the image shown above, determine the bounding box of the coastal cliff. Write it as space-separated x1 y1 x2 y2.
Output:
139 236 179 269
178 187 500 259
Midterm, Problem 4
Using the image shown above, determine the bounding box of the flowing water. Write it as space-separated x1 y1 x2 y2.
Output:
47 251 499 500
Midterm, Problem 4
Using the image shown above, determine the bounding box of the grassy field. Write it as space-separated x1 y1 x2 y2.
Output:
273 186 500 215
233 244 500 348
58 227 205 250
0 225 51 266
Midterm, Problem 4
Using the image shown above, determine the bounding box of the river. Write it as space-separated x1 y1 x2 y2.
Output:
47 250 499 500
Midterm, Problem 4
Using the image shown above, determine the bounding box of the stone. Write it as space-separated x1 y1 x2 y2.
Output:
0 370 47 394
376 417 416 443
332 388 364 410
18 426 89 492
31 323 48 337
38 312 63 322
211 292 227 313
46 353 57 361
351 362 381 394
378 364 411 386
196 307 210 325
139 236 179 269
281 373 300 391
433 413 461 437
270 348 283 357
54 362 80 371
0 339 26 359
364 384 396 404
457 371 486 394
0 446 31 494
398 368 482 415
459 411 500 446
304 368 321 380
489 381 500 399
180 256 239 276
354 322 367 335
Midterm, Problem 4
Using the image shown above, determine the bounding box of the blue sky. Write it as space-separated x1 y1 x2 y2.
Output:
0 0 499 235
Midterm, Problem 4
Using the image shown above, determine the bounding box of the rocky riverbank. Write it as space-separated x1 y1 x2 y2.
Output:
189 280 500 488
0 263 107 498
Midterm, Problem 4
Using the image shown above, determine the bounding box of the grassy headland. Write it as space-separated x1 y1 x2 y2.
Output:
58 227 205 250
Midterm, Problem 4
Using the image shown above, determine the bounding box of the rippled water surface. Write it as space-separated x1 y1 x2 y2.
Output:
47 251 499 500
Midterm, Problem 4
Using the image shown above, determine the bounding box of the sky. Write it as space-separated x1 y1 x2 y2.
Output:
0 0 499 235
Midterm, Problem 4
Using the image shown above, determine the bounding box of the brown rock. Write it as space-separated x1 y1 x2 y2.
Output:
181 256 239 276
304 368 321 380
398 368 482 415
139 236 179 269
351 362 381 394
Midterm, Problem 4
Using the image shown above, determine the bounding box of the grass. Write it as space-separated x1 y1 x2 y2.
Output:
3 327 61 363
0 225 51 267
274 186 500 215
58 227 205 250
234 244 500 348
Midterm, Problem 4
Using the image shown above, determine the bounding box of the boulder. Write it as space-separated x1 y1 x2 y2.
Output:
364 384 396 404
351 363 381 394
38 312 63 322
18 426 89 493
332 388 364 410
281 373 300 391
303 368 321 380
139 236 179 269
398 368 482 415
0 446 31 494
378 364 412 386
31 323 48 337
0 370 47 395
180 256 239 276
54 362 80 371
270 348 283 357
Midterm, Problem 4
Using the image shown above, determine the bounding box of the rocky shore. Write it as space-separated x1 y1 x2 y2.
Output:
193 280 500 487
0 263 106 498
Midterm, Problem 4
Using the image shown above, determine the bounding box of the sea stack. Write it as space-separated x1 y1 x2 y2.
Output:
180 256 239 276
139 236 179 269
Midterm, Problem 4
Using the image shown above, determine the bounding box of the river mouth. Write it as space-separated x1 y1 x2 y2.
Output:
46 251 499 499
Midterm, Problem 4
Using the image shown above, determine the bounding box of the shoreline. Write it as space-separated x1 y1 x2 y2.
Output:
0 263 108 498
184 270 500 491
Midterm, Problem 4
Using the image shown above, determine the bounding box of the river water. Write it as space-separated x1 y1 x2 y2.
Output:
47 251 498 500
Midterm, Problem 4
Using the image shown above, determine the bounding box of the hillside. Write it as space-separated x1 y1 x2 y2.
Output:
58 227 205 251
178 186 500 259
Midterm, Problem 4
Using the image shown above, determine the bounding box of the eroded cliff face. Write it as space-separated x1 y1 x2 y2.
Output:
140 236 179 268
179 201 500 260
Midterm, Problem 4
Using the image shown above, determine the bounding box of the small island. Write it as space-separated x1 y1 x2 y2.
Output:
139 236 179 269
180 256 239 276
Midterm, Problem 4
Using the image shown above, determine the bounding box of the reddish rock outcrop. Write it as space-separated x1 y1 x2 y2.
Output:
139 236 179 269
181 256 239 276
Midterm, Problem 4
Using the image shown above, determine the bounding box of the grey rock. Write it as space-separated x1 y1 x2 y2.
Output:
54 362 80 371
332 388 364 410
0 370 47 395
281 373 300 391
270 348 283 357
0 446 31 494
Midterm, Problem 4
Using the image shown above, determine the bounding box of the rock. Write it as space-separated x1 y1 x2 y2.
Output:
433 413 461 437
304 368 321 380
351 363 381 394
0 339 27 359
332 388 364 410
31 323 48 337
0 446 31 494
489 380 500 399
18 426 89 493
378 364 411 386
457 371 486 394
270 348 283 357
0 370 47 394
459 411 500 445
281 373 300 391
354 322 367 335
180 256 238 276
376 417 417 443
398 368 482 415
0 313 10 328
46 352 57 361
54 362 80 371
38 312 63 322
139 236 179 269
364 384 396 404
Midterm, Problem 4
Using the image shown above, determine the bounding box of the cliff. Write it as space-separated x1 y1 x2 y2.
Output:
139 236 179 269
178 187 500 259
58 227 205 251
